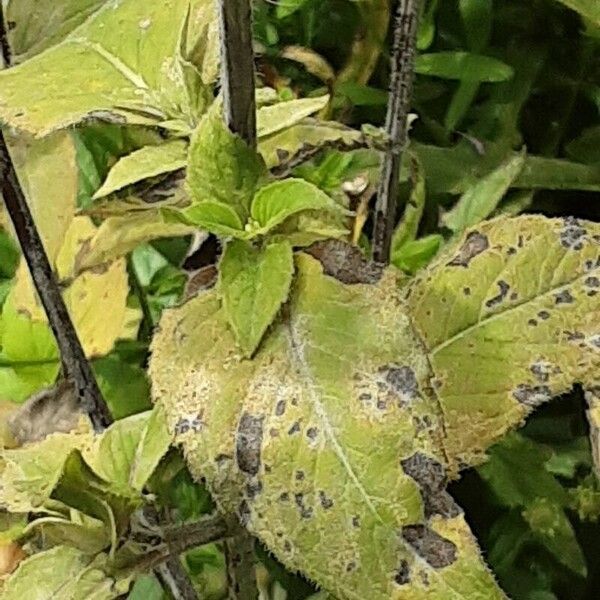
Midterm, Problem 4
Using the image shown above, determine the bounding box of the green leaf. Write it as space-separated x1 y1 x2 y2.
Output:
407 216 600 470
391 156 426 250
151 253 505 599
93 140 188 199
459 0 492 51
129 405 172 492
219 240 294 357
565 125 600 164
74 211 196 272
415 52 514 82
391 234 443 275
167 201 246 237
522 497 587 576
442 152 526 233
478 434 568 508
554 0 600 25
250 179 343 236
276 0 311 19
2 546 122 600
257 96 330 138
0 231 20 279
187 104 267 219
258 119 363 169
128 574 165 600
0 0 192 135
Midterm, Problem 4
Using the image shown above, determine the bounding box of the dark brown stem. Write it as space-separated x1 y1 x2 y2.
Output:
372 0 420 264
155 556 199 600
218 0 257 149
0 11 112 431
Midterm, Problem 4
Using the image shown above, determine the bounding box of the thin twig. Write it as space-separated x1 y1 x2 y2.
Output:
372 0 420 264
0 14 112 431
155 556 199 600
219 0 257 148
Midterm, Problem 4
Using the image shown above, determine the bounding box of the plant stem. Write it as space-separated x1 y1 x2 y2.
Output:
155 556 199 600
218 0 257 149
0 12 113 431
372 0 420 264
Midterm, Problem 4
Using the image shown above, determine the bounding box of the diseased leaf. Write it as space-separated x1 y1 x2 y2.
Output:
219 240 294 357
187 104 267 220
0 0 193 135
256 96 330 138
442 152 526 233
407 216 600 471
93 140 188 199
258 119 363 169
2 546 121 600
250 179 343 236
151 253 506 600
415 52 514 82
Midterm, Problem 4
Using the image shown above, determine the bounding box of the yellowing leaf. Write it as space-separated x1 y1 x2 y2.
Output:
150 253 505 600
256 95 330 138
407 216 600 471
250 178 343 236
93 140 188 199
219 240 294 357
0 0 193 135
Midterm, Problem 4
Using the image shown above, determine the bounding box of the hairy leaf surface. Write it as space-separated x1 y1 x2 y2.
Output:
151 253 505 599
407 216 600 471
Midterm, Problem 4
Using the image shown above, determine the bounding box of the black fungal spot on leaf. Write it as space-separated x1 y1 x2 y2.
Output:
295 470 305 481
275 400 286 416
538 310 550 320
528 318 538 327
246 480 263 500
560 217 587 250
401 525 458 568
236 413 264 476
294 493 314 519
288 421 301 435
513 384 552 407
319 490 334 509
394 560 411 585
485 280 510 308
400 453 460 518
585 276 600 288
352 516 361 528
555 290 574 305
174 415 203 435
447 231 489 267
383 365 420 401
463 287 471 296
345 561 357 573
306 427 318 440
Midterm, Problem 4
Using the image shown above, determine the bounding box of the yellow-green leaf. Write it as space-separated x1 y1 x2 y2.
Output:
93 140 188 199
256 95 330 138
407 216 600 471
219 240 294 357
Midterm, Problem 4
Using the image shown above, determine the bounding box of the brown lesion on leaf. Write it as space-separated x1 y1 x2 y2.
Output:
394 559 411 585
513 384 552 407
236 413 264 476
304 240 383 284
555 289 575 305
560 217 587 250
318 490 334 509
275 399 286 416
401 525 457 568
530 361 560 384
446 231 489 267
355 365 422 414
294 493 314 519
400 452 460 518
485 280 510 308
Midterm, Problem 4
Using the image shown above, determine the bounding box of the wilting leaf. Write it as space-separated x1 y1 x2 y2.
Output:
256 96 330 138
407 216 600 470
415 52 514 82
151 252 505 599
2 546 122 600
250 179 343 236
219 240 294 357
187 104 267 219
0 0 192 135
93 140 188 199
75 212 196 272
258 119 363 169
442 152 526 233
